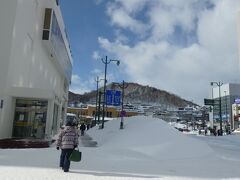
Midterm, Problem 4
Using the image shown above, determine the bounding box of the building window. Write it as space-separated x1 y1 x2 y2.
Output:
43 8 51 29
42 30 49 40
42 8 52 40
12 99 48 138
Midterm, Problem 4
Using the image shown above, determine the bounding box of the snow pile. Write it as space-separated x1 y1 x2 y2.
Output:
1 116 240 179
88 116 213 160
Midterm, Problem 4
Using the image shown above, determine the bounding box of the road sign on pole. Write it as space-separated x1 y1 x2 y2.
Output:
113 90 121 106
204 99 215 106
106 90 113 105
106 90 121 106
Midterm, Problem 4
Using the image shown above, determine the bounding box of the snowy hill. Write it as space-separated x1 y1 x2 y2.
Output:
1 116 240 179
88 116 213 160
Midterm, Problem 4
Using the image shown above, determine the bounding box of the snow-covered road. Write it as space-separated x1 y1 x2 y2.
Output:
1 116 240 180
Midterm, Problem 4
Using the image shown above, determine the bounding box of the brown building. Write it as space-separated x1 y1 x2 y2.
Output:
67 105 139 124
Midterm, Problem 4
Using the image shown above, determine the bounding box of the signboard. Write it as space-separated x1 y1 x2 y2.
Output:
235 98 240 104
113 90 121 106
106 90 113 105
204 99 215 106
106 90 121 106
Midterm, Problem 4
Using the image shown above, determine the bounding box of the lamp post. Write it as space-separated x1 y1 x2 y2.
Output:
224 91 228 122
94 76 104 127
119 80 128 129
101 56 120 129
211 81 223 136
114 80 128 129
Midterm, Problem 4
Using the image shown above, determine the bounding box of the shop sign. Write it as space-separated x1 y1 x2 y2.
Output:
235 98 240 104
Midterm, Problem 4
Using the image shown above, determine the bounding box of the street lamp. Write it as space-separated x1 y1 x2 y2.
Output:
94 76 104 127
211 81 223 136
101 56 120 129
113 80 128 129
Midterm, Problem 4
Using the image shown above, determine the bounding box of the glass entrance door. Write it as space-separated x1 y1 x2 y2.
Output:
13 99 48 138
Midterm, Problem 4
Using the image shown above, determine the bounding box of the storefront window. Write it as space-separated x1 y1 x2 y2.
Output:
12 99 48 138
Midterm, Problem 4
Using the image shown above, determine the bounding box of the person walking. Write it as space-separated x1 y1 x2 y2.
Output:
80 123 86 136
56 120 79 172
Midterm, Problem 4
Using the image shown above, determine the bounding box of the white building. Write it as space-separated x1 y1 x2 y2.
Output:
210 83 240 130
0 0 72 139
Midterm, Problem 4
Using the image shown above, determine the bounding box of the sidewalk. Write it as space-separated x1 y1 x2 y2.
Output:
79 133 97 147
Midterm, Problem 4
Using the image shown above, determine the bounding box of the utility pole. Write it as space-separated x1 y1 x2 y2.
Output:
94 76 104 127
101 56 120 129
97 92 102 126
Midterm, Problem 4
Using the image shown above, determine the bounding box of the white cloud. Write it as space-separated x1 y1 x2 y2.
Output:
91 68 102 75
70 74 93 94
197 0 239 64
98 0 240 104
70 70 119 95
107 0 147 35
70 86 91 95
92 51 101 60
148 0 198 40
108 10 146 35
94 0 103 5
71 74 81 85
114 0 148 14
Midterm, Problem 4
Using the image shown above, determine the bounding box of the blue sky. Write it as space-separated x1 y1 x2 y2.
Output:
59 0 118 91
60 0 240 105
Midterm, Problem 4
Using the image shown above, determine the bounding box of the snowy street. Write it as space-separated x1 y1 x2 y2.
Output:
1 116 240 180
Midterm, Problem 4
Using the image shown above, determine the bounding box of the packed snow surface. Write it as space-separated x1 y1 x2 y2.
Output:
1 116 240 179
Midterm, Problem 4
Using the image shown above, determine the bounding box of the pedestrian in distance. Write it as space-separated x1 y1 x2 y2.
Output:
204 128 207 136
80 123 86 136
87 124 90 130
56 120 79 172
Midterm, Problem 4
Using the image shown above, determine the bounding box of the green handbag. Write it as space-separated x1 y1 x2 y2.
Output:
69 148 82 162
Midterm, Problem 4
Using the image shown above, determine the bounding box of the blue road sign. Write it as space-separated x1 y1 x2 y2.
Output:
113 90 121 106
106 90 121 106
106 90 113 105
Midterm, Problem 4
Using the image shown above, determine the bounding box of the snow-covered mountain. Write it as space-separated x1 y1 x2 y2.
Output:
69 82 196 108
